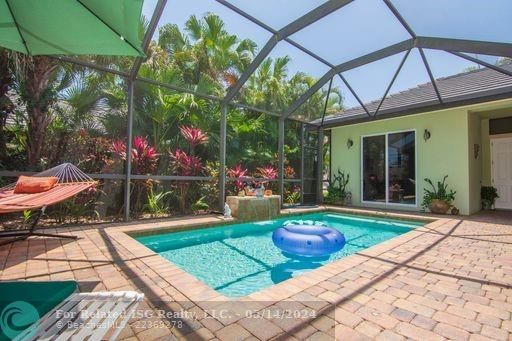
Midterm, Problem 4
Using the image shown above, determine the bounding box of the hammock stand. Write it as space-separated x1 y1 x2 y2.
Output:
0 163 96 244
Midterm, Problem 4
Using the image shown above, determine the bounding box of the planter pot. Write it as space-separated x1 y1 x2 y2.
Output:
334 199 344 206
344 192 352 206
481 200 495 210
428 199 451 214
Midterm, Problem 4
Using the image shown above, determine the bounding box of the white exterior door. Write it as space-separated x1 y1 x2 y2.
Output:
492 137 512 210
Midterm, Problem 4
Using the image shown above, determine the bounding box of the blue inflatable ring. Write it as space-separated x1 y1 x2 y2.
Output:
272 220 346 257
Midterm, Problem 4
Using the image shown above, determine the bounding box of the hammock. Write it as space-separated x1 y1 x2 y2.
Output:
0 163 96 243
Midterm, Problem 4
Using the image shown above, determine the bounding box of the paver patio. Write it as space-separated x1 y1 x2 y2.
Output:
1 207 511 341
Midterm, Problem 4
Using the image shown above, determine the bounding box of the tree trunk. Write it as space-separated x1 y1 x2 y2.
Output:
0 49 12 161
19 56 58 169
27 106 52 167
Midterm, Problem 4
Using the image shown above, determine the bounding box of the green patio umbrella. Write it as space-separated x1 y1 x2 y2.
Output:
0 0 145 56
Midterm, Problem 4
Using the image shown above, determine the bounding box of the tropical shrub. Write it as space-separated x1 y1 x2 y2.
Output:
191 197 210 213
227 164 249 193
45 129 115 173
325 169 350 205
256 165 277 179
180 125 208 151
168 125 210 213
255 165 277 191
111 136 159 214
284 185 301 205
50 186 101 224
284 165 296 179
144 185 172 216
111 136 159 174
200 160 220 208
169 148 204 213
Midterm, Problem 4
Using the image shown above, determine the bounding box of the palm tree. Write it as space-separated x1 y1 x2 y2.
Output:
244 56 292 111
11 54 63 169
44 71 108 165
158 13 256 90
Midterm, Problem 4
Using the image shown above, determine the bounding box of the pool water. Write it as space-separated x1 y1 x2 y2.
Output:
135 212 423 297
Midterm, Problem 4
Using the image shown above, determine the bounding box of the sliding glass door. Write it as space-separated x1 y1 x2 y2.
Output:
388 131 416 204
362 135 386 203
362 131 416 206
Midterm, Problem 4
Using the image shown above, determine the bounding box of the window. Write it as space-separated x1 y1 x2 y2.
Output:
362 131 416 205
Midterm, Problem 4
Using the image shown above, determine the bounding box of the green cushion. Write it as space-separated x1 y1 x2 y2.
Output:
0 281 77 340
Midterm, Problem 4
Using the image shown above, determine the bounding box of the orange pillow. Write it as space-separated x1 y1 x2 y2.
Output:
14 176 58 194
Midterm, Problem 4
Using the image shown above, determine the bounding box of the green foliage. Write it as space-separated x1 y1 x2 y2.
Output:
324 169 350 205
52 196 101 224
1 13 343 221
422 176 456 208
199 160 220 207
21 210 33 228
144 187 172 216
1 110 28 169
285 190 301 205
481 186 499 209
191 196 210 213
43 186 102 224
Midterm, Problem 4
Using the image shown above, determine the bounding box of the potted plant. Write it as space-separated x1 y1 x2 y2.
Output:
481 186 499 210
191 197 210 215
422 176 456 214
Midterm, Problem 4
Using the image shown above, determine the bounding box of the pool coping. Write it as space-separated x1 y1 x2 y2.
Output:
127 206 434 238
110 205 444 305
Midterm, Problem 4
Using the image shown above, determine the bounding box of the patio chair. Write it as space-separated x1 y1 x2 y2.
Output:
0 281 144 341
0 163 96 244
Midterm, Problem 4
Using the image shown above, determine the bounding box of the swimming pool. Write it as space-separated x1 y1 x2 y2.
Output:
135 212 423 297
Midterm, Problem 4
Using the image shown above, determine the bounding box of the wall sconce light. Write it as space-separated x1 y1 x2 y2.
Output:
423 129 431 141
347 138 354 149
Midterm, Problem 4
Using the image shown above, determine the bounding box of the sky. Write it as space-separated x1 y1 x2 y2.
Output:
141 0 512 108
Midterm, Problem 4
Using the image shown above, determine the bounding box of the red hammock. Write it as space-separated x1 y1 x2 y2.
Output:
0 182 94 213
0 163 96 213
0 163 96 243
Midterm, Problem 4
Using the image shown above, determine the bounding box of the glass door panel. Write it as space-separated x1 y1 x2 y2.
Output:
388 132 416 205
362 135 386 202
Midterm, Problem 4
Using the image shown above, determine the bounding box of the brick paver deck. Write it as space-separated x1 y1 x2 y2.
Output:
1 207 511 340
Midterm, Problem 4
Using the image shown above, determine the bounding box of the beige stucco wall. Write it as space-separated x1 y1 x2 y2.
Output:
331 107 472 214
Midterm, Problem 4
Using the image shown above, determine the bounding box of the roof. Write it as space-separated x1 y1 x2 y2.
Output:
322 62 512 127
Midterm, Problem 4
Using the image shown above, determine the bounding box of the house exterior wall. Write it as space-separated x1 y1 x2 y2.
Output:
330 107 472 214
480 114 512 187
481 118 492 186
468 112 482 214
478 109 512 210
